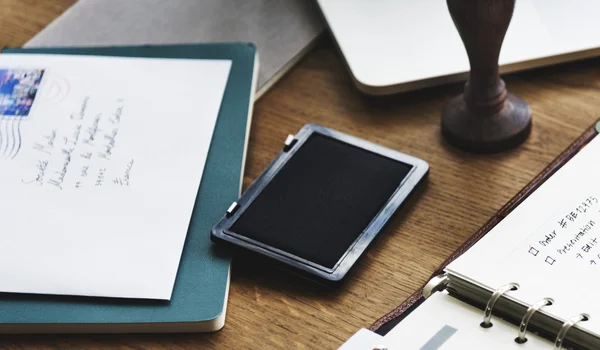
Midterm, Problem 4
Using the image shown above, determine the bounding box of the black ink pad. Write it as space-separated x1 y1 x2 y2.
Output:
211 124 429 282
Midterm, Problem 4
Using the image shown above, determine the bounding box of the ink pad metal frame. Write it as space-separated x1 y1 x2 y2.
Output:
211 124 429 282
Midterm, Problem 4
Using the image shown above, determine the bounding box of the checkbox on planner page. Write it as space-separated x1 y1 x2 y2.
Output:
528 247 539 257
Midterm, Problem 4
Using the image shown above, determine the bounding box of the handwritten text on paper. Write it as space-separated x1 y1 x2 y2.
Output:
21 96 134 189
518 195 600 267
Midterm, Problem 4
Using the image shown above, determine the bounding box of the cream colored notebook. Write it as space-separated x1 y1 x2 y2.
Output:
25 0 324 99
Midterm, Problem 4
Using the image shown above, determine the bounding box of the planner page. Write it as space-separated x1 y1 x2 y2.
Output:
446 134 600 337
381 292 551 349
0 54 231 300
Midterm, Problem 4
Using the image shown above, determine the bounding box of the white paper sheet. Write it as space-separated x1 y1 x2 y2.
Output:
381 292 551 349
0 54 231 300
337 328 383 350
446 135 600 338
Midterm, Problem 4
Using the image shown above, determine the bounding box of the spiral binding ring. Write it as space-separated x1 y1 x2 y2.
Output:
554 314 589 350
514 298 553 344
480 283 518 328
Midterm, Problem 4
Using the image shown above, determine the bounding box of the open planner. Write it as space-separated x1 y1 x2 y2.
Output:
340 120 600 349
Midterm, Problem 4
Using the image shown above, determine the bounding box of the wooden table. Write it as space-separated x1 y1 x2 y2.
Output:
2 1 600 349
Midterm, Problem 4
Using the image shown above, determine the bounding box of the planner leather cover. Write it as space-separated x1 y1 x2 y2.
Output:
370 120 600 335
0 43 256 333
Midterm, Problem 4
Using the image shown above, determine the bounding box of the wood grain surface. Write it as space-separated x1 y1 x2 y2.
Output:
2 1 600 349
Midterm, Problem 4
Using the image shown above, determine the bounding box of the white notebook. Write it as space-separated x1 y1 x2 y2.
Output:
341 127 600 349
317 0 600 95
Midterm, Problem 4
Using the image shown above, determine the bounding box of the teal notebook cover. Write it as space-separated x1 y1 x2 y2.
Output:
0 43 257 333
